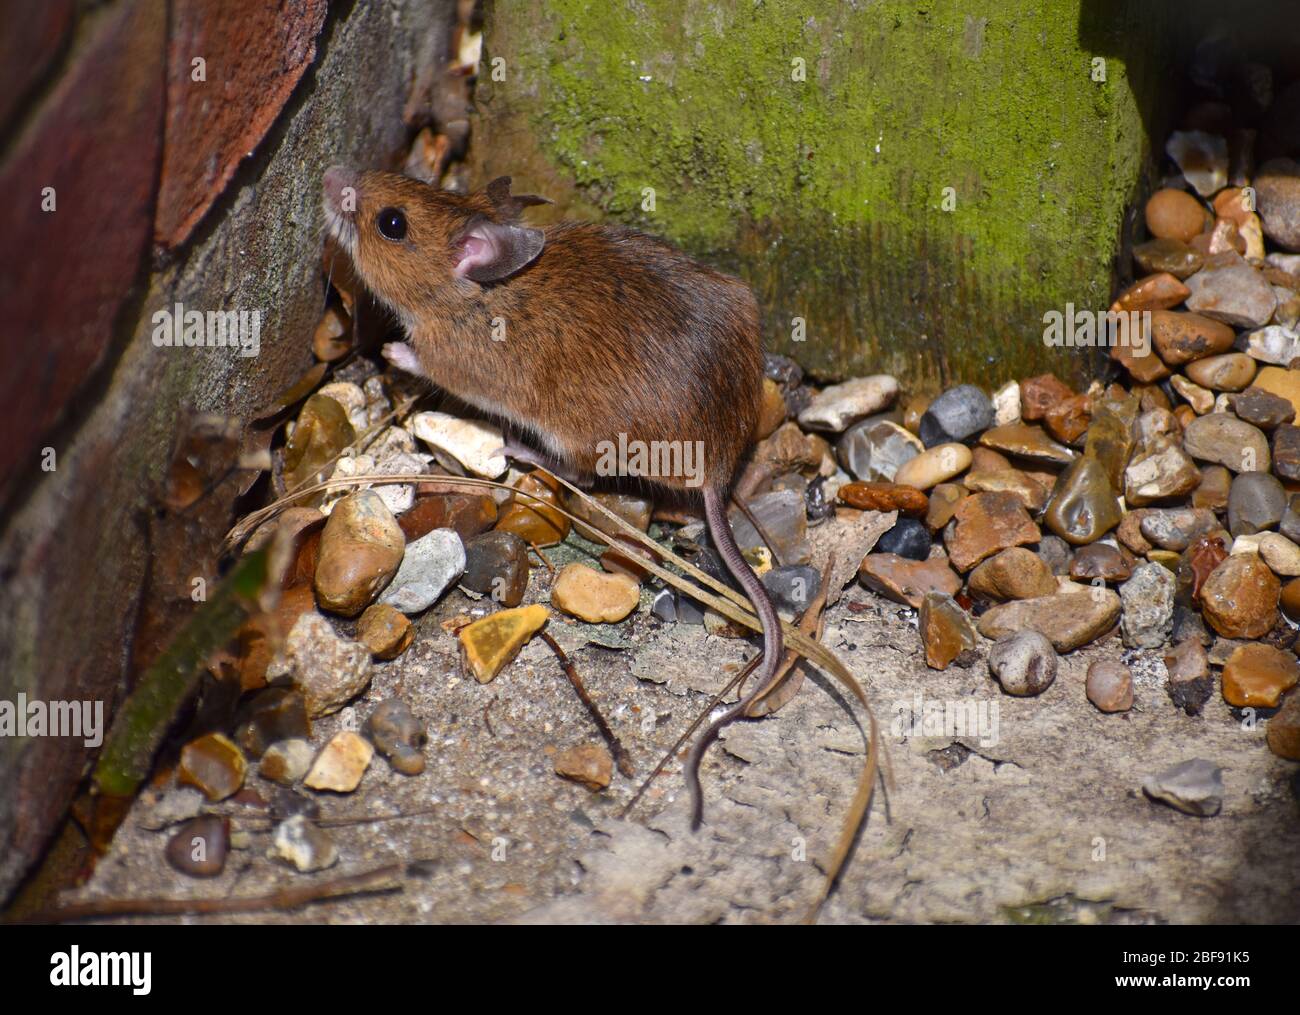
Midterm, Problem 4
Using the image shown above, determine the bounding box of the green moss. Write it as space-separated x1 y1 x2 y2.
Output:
476 0 1169 389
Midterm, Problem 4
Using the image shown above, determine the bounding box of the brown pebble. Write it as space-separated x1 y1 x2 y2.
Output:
838 481 928 516
554 743 613 790
356 603 414 660
1146 188 1209 243
1086 660 1134 713
166 815 231 878
1221 643 1299 708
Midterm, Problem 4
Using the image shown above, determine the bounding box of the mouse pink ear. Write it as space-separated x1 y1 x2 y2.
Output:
454 215 545 282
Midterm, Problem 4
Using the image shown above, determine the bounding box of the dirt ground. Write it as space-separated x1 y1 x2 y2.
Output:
65 514 1300 925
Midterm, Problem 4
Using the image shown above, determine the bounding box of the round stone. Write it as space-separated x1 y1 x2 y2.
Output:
988 630 1059 696
1145 188 1208 243
893 443 972 490
1227 471 1287 537
1086 660 1134 713
919 385 994 447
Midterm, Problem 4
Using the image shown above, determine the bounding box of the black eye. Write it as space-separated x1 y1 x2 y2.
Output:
376 207 407 241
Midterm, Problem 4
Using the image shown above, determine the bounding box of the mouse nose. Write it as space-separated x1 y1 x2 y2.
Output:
323 165 358 214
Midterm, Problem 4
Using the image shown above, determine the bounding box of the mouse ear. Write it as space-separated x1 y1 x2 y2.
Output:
454 214 545 282
484 176 552 220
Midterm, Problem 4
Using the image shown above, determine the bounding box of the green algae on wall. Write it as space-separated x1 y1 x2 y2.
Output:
470 0 1168 391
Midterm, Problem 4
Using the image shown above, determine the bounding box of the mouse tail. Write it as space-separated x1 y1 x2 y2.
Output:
686 486 784 830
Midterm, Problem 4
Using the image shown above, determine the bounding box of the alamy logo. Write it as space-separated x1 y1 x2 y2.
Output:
594 432 705 488
890 692 1000 748
50 947 151 995
152 301 261 357
1042 304 1151 357
0 693 103 747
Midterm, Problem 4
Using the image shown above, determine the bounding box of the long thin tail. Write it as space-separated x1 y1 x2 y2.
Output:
685 486 784 829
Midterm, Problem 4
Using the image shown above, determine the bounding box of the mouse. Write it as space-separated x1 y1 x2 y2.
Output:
322 166 782 827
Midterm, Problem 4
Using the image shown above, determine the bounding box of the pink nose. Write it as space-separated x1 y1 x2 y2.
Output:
323 165 357 213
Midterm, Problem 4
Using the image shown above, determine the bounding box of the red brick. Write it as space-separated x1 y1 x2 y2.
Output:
0 1 165 501
154 0 329 249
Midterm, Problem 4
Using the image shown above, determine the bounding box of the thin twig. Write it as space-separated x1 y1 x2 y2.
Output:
17 863 406 923
540 631 634 778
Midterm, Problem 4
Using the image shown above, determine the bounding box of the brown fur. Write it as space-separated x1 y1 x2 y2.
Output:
325 169 762 490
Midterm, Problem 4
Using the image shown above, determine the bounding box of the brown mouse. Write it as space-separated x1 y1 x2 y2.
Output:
322 166 780 826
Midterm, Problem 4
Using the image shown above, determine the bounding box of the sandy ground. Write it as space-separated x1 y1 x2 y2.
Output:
66 514 1300 924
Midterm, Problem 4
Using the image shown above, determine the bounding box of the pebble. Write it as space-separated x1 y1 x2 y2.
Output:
269 612 371 719
1221 643 1299 708
563 490 653 541
1184 352 1256 391
1086 660 1134 713
496 471 571 544
1124 438 1200 505
1043 455 1122 545
836 418 923 482
554 743 614 790
259 739 314 785
1180 413 1271 473
1227 471 1286 536
924 483 967 532
1199 554 1280 638
968 547 1058 600
1138 507 1219 551
1243 324 1300 365
992 380 1021 425
755 377 788 439
1167 131 1228 197
1019 374 1074 421
400 492 498 542
728 488 811 564
1145 187 1209 241
462 531 531 607
945 491 1040 572
1037 534 1073 575
987 630 1058 696
178 733 247 802
166 815 230 877
962 468 1049 512
356 603 414 660
1149 310 1235 365
1250 365 1300 418
977 586 1120 652
918 384 994 447
376 527 464 614
762 564 822 614
364 698 427 775
858 553 961 608
1142 759 1223 817
797 375 899 432
1273 424 1300 480
314 490 406 617
919 592 980 670
1266 691 1300 760
409 411 508 478
1183 531 1231 602
283 393 355 494
838 480 927 516
459 604 549 683
1164 638 1213 715
1133 237 1203 279
875 517 932 560
271 814 338 872
1229 386 1295 428
978 423 1076 465
234 686 310 758
1283 576 1300 621
1112 272 1191 312
304 731 374 793
893 443 972 490
1043 393 1092 444
1170 374 1214 414
551 563 640 623
1192 465 1232 512
1119 562 1176 649
1255 157 1300 251
1184 251 1277 328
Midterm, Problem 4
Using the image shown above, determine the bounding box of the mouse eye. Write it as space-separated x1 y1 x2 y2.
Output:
376 207 407 242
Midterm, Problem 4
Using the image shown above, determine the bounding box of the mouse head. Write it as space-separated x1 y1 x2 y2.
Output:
322 167 548 310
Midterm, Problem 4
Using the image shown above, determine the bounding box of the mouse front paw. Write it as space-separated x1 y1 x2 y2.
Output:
381 341 423 376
